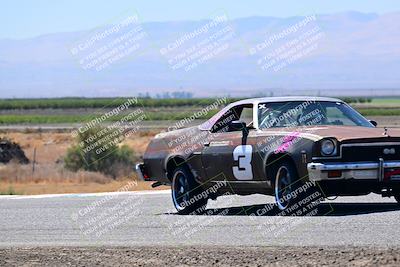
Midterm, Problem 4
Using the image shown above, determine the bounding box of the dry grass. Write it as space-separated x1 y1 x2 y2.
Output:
2 131 157 164
0 163 110 184
0 131 165 195
3 132 72 163
0 163 168 195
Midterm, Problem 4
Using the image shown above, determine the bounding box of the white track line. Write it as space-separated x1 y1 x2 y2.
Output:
0 189 171 200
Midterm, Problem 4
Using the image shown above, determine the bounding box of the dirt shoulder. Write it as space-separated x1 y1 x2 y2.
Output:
0 181 168 195
0 246 399 267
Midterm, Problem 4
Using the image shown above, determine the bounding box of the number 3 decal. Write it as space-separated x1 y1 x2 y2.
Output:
233 145 253 180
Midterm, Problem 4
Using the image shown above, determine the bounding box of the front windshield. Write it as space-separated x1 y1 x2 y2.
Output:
258 101 373 129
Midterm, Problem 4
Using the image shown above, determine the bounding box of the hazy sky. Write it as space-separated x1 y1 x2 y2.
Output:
1 0 400 39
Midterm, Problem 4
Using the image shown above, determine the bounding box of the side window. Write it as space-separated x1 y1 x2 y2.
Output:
211 107 240 133
211 104 253 133
258 102 299 129
239 107 254 127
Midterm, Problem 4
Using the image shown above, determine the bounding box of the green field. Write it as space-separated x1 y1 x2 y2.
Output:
0 111 219 124
0 97 399 124
0 96 384 110
357 108 400 116
0 97 238 110
370 98 400 105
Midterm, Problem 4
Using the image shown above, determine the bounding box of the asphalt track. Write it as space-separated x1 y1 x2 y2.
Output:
1 190 400 248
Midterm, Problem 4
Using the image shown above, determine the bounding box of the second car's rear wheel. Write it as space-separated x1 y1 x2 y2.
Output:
171 166 208 215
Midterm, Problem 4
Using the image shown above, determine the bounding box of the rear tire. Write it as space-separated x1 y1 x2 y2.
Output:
171 166 208 215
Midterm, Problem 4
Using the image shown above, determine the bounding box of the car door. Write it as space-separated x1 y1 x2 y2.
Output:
201 104 264 185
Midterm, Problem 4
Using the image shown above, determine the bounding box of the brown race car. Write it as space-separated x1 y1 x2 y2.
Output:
136 97 400 214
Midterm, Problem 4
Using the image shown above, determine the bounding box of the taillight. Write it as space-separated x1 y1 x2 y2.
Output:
328 170 342 178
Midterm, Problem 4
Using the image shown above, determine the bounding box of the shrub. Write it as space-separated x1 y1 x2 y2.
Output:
358 97 367 103
0 138 29 164
64 127 135 179
340 97 372 104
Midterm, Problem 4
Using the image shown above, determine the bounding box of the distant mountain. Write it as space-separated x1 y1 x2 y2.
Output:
0 11 399 98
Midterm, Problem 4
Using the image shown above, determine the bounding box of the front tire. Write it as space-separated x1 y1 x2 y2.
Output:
171 166 208 215
272 161 321 214
395 195 400 205
273 162 297 211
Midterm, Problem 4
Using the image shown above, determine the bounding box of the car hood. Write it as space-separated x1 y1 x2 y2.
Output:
260 126 400 142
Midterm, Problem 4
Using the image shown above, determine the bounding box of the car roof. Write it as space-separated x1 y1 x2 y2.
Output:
230 96 343 106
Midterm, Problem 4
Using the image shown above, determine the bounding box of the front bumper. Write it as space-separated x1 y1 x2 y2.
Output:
307 160 400 181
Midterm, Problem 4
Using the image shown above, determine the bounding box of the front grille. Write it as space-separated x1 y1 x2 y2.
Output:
341 144 400 162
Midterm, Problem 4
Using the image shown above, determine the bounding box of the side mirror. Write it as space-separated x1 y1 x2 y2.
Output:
230 120 247 131
369 120 378 127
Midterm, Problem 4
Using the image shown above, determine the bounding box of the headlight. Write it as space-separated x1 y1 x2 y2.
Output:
321 139 336 156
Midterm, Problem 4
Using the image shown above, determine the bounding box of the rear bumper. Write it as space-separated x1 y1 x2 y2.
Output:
135 163 147 181
307 160 400 182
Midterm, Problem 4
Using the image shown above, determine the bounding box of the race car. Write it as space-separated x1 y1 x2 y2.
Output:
136 97 400 214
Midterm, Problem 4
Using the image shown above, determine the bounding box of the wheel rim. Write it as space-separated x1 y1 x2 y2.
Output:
172 171 189 211
275 166 292 211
